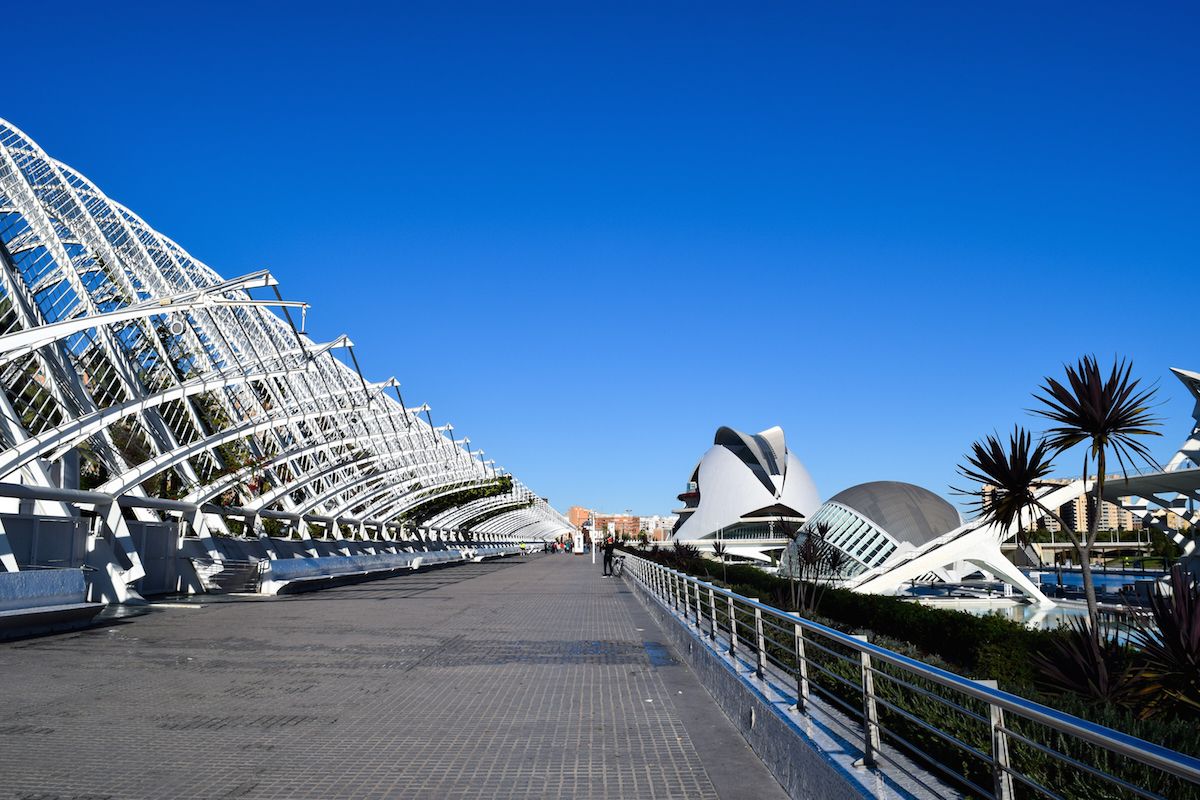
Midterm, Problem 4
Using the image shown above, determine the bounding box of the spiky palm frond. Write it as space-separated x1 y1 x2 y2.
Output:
1032 355 1162 475
1127 566 1200 719
1033 616 1138 706
955 426 1057 535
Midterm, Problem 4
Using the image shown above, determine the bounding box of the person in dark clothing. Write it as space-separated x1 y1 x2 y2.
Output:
602 536 616 576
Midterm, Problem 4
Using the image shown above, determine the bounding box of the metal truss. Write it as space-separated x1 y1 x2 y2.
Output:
0 117 571 581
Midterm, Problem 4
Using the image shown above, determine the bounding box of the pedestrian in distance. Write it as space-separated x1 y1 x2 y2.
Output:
602 535 616 576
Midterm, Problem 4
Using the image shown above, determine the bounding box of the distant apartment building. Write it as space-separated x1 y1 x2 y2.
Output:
980 477 1169 533
566 506 677 540
639 515 679 541
567 505 591 529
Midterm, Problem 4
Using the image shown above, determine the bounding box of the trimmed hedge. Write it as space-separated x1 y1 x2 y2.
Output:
641 550 1052 684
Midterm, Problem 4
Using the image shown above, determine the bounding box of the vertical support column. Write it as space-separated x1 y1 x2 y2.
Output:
0 517 19 572
853 634 880 767
794 621 809 712
100 500 146 583
979 679 1014 800
754 605 765 679
189 508 224 561
727 594 738 658
708 586 717 641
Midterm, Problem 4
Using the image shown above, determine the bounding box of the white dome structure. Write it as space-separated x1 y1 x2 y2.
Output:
670 426 819 562
780 481 962 579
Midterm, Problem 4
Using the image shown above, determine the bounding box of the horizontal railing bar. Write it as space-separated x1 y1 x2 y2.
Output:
868 667 991 725
1000 725 1168 800
872 719 997 800
1003 762 1067 800
872 693 991 764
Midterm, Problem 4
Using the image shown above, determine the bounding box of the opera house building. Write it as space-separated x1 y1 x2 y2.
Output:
670 426 819 563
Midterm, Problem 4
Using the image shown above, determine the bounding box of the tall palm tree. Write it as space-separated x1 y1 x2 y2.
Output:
1033 356 1160 632
959 425 1108 634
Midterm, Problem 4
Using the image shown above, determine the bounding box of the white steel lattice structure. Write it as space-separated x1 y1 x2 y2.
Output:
0 118 570 600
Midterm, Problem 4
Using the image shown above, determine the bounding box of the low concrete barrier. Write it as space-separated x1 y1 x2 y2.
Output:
0 568 103 638
470 545 522 561
260 550 464 594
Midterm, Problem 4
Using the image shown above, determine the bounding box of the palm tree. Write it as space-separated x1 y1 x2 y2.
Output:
958 426 1057 535
711 540 728 584
1033 356 1160 632
958 356 1160 638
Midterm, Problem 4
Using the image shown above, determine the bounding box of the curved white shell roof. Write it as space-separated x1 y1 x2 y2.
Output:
673 426 819 540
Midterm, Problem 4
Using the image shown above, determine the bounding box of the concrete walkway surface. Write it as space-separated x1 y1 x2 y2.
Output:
0 553 786 800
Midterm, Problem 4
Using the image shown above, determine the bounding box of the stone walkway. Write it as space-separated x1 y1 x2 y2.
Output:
0 553 786 799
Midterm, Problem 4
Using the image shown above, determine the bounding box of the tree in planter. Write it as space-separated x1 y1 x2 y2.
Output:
958 356 1160 642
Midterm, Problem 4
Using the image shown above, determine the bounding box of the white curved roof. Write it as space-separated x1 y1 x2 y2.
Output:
673 426 819 540
827 481 961 548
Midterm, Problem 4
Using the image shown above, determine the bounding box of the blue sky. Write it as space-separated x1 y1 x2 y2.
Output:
5 2 1197 514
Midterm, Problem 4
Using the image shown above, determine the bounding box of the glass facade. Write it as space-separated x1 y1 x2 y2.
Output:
783 501 899 578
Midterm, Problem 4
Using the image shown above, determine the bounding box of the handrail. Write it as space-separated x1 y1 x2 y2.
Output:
620 552 1200 798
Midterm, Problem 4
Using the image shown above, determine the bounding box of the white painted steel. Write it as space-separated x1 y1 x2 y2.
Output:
0 118 572 592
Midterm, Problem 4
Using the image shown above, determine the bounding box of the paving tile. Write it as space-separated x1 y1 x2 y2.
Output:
0 555 782 799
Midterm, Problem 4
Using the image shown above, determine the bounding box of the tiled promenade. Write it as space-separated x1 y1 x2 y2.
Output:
0 554 786 800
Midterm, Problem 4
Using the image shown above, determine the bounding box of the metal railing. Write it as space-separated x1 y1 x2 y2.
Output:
189 558 266 593
621 553 1200 800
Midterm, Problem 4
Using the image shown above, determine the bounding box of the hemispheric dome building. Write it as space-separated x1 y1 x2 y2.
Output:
782 481 962 578
670 426 819 562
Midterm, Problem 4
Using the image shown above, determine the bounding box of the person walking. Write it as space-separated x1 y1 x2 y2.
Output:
602 535 616 577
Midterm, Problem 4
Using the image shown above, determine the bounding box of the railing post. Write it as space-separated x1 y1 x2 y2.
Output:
708 586 717 641
794 621 809 712
693 581 702 627
727 594 737 658
853 634 880 767
754 605 765 679
979 679 1014 800
670 571 679 611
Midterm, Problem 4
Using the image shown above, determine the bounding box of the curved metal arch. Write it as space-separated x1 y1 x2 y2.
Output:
473 505 570 538
234 438 459 514
0 118 571 575
426 494 523 531
0 362 307 480
94 364 428 498
480 515 558 540
326 464 492 521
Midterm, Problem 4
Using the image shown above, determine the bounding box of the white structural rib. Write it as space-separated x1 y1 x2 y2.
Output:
0 117 572 592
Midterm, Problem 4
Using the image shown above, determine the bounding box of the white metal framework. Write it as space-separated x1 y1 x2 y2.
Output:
0 118 571 589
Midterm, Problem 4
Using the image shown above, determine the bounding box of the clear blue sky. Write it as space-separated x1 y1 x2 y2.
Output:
6 2 1197 515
